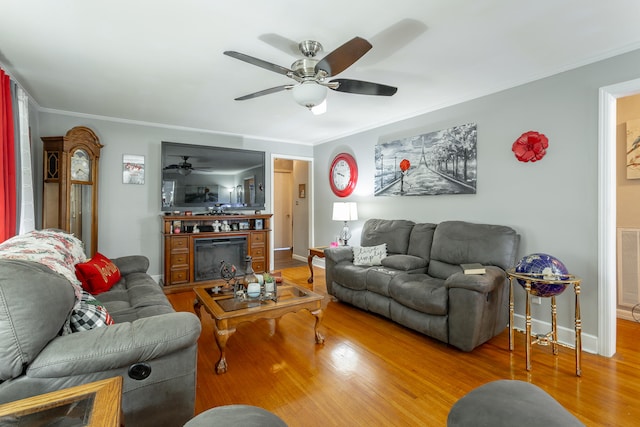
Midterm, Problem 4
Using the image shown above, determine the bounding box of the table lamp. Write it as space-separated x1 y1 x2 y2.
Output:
332 202 358 246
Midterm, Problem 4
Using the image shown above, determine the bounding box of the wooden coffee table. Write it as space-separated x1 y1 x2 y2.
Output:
193 284 325 374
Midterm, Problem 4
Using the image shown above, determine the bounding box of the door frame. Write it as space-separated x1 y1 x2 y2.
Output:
598 77 640 357
270 153 314 271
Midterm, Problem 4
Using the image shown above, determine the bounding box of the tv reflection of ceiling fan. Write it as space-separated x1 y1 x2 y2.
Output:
163 156 197 176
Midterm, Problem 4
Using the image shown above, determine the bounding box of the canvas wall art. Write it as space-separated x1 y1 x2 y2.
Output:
626 118 640 179
374 123 477 196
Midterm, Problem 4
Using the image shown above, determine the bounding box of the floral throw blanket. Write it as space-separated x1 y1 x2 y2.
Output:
0 229 86 300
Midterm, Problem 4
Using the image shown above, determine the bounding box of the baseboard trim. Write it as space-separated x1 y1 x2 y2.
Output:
292 254 306 263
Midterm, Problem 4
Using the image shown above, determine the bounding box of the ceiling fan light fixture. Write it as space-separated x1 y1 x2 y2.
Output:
292 82 327 110
311 99 327 115
178 168 191 176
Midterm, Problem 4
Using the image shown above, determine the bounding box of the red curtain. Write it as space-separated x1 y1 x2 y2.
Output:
0 69 16 242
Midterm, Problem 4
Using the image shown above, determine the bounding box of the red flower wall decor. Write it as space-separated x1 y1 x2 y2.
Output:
512 131 549 162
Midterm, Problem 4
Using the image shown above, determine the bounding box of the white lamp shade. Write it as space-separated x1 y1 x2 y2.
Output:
332 202 358 221
292 82 327 109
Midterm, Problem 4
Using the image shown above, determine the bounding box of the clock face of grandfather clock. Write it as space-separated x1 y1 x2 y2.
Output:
329 153 358 197
42 126 103 257
71 149 91 181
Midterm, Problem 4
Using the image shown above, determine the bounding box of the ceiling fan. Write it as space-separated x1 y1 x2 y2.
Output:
163 156 195 176
223 36 397 112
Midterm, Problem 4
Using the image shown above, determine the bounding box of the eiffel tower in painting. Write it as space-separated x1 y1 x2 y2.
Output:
418 135 428 168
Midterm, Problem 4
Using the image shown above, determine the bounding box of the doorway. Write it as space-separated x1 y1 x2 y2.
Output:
274 168 293 250
599 77 640 357
271 155 313 271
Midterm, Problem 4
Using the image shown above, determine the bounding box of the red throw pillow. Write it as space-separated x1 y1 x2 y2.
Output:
75 252 121 294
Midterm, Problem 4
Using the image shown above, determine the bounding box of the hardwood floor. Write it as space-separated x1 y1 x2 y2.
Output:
273 249 307 270
167 266 640 426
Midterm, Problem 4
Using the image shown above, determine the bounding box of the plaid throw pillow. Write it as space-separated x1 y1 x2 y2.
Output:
70 291 114 332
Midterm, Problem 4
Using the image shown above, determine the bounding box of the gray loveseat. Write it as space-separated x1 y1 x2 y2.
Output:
0 230 202 427
325 219 519 351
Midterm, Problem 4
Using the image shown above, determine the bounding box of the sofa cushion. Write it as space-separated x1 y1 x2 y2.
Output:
332 263 370 291
389 274 448 315
353 243 387 266
365 267 401 297
98 272 174 322
429 221 520 279
0 260 76 381
427 259 464 280
407 223 437 261
361 219 415 254
75 252 122 294
381 254 428 272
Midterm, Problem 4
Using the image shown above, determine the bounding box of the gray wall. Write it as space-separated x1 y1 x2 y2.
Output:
313 48 640 346
35 112 313 277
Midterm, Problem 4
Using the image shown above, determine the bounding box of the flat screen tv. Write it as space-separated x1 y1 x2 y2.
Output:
161 141 266 212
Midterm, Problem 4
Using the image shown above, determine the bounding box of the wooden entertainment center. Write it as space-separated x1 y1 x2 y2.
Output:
162 213 272 291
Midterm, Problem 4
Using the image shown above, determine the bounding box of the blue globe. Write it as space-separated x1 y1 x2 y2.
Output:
515 253 570 297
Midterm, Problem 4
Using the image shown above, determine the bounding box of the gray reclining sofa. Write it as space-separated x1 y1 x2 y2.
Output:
0 230 201 427
325 219 520 351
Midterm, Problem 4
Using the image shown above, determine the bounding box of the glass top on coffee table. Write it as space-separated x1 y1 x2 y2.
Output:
213 285 313 312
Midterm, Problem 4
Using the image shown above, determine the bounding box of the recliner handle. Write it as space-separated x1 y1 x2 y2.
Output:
128 362 152 380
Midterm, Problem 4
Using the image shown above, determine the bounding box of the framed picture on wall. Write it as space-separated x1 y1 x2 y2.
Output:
299 183 306 198
123 154 145 185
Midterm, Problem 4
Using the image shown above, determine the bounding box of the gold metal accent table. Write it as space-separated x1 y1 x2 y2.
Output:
507 269 582 376
194 284 325 374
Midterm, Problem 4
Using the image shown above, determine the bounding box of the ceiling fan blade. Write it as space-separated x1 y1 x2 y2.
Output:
224 51 293 76
329 79 397 96
315 37 372 77
234 85 292 101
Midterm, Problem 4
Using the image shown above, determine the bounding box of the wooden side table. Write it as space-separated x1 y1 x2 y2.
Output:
307 246 327 283
507 269 582 376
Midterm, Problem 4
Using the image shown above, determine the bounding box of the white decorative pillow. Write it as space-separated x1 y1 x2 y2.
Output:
353 244 388 266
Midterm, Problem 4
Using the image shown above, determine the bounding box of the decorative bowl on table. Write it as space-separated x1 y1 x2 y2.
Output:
514 253 570 297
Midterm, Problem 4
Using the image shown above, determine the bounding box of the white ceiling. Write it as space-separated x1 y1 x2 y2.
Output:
2 0 640 145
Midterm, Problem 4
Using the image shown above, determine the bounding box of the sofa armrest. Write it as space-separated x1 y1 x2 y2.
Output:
444 266 505 293
323 246 353 263
324 246 354 295
112 255 150 275
26 312 201 378
446 266 509 351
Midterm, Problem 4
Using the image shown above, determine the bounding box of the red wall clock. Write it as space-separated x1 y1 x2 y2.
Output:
329 153 358 197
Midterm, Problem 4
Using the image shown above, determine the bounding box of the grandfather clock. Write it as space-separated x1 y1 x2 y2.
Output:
42 126 103 256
